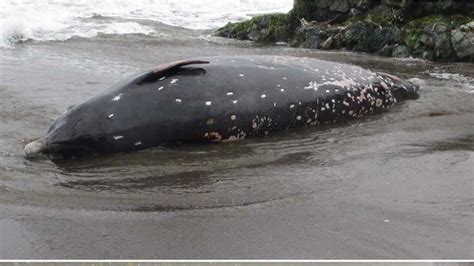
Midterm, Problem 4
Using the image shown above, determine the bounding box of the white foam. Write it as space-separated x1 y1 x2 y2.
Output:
428 72 474 94
0 0 292 48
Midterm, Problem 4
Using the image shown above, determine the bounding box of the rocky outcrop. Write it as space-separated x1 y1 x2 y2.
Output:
215 14 291 43
451 22 474 60
215 0 474 62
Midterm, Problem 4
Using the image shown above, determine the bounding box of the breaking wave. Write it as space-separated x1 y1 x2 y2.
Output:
0 0 292 48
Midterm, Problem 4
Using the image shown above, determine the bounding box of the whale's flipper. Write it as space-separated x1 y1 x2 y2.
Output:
137 60 209 85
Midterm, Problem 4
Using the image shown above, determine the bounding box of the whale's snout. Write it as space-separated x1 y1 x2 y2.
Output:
395 79 420 100
24 137 48 158
378 73 420 101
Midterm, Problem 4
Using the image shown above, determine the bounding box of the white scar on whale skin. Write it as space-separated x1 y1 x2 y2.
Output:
112 93 122 101
134 141 142 146
304 79 357 92
227 92 234 96
157 86 164 91
170 79 178 84
175 99 182 103
304 81 319 91
113 136 124 140
239 74 245 77
159 76 166 81
108 114 114 118
205 101 212 106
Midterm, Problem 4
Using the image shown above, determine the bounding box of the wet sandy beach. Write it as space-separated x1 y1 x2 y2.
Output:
0 31 473 258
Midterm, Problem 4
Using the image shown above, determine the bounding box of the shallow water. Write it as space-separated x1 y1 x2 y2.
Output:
0 28 473 258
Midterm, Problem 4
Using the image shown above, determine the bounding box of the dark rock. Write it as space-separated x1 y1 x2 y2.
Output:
329 0 350 13
311 8 330 22
316 0 332 9
328 13 348 24
422 50 434 61
379 44 394 56
301 34 322 49
354 0 373 10
392 44 409 57
350 8 363 17
380 26 401 44
342 21 382 52
460 22 474 32
434 32 454 59
295 22 343 49
369 5 393 21
451 24 474 60
214 13 291 43
419 33 435 48
321 37 334 49
332 32 344 49
381 0 413 9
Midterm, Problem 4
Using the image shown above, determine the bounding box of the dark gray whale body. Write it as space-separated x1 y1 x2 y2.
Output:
25 56 419 158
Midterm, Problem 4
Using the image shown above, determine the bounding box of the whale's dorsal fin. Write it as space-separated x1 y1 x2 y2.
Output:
136 59 209 85
154 59 209 74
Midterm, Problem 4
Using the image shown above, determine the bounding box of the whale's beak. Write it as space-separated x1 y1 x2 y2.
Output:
378 72 420 101
24 137 48 158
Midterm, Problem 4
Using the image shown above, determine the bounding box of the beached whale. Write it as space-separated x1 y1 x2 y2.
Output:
24 55 419 158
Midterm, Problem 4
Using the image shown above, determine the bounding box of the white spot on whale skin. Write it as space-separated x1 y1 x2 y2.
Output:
157 86 164 91
296 115 302 120
289 104 295 109
170 78 178 84
159 76 166 81
227 92 234 96
113 136 124 140
261 94 266 98
273 102 277 107
134 141 142 146
205 101 212 106
232 100 238 104
277 84 281 87
230 114 237 120
175 98 182 103
280 88 285 92
112 94 122 101
108 114 114 118
282 77 288 80
239 73 245 77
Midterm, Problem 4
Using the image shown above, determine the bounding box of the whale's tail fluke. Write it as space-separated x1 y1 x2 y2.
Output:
24 137 48 158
